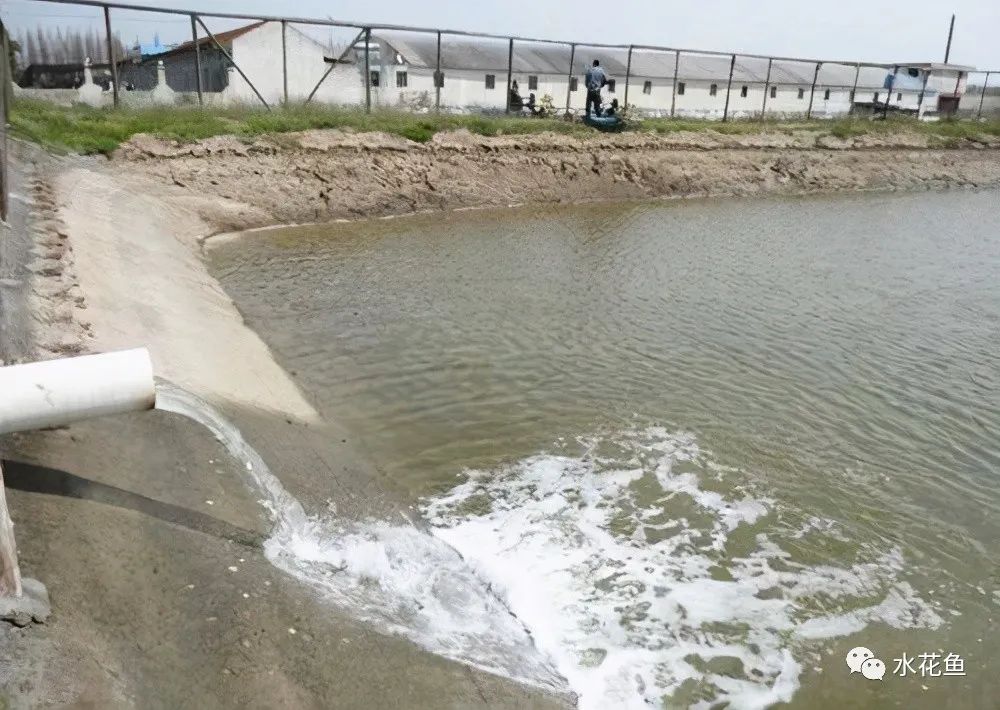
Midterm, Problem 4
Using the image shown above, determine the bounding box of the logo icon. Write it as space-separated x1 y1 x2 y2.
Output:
861 658 886 680
846 647 884 681
846 647 875 674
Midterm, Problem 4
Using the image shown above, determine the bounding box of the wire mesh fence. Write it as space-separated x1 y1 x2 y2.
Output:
961 71 1000 118
2 0 998 123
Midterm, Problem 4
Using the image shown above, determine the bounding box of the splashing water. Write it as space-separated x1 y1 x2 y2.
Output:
422 427 944 710
154 381 565 691
156 383 943 709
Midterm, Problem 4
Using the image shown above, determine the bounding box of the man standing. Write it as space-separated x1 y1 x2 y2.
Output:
584 59 607 117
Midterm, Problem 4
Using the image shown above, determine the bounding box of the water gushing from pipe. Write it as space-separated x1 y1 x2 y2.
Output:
153 381 566 692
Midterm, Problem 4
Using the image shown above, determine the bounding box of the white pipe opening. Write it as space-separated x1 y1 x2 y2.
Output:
0 348 156 435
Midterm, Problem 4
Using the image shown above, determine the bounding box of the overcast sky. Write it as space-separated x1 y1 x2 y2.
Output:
3 0 998 69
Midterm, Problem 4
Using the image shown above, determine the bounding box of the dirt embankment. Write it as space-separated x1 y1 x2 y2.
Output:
113 128 1000 232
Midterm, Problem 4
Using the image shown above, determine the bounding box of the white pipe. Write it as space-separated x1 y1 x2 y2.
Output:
0 348 155 435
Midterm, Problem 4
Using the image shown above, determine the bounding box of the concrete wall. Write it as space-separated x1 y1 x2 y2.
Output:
12 86 79 106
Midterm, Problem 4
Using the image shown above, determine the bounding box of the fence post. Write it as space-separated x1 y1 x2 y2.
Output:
849 63 860 115
950 71 963 117
565 43 575 116
0 22 8 223
806 62 820 119
435 31 441 112
364 28 371 113
196 16 269 109
883 65 897 119
623 45 633 109
761 57 772 117
281 20 288 105
505 38 514 114
916 67 930 117
190 15 203 105
103 5 119 107
670 50 679 117
722 53 736 121
977 71 991 119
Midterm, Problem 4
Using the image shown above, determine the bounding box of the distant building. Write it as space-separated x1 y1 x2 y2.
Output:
365 33 977 119
880 63 975 116
58 19 973 119
18 61 112 89
118 21 359 103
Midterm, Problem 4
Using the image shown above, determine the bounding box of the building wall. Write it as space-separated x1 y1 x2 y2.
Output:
925 69 966 97
367 67 570 112
228 22 363 105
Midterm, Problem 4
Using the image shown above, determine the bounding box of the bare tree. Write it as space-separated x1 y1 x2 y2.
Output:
71 29 87 64
18 30 31 66
87 26 101 62
35 27 50 64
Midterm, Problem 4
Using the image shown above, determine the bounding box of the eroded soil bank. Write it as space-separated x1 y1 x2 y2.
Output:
114 127 1000 232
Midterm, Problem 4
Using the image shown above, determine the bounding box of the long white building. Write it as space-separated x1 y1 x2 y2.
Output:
126 21 975 120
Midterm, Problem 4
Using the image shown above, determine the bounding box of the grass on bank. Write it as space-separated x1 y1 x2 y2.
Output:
9 99 590 155
9 97 1000 156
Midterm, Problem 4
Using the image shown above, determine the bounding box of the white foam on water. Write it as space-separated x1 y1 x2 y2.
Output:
157 384 943 709
421 427 945 710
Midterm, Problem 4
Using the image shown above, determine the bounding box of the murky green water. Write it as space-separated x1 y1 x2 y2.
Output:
210 191 1000 709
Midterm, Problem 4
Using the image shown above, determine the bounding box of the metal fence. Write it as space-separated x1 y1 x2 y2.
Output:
3 0 997 123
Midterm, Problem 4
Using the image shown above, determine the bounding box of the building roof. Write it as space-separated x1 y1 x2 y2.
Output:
372 32 902 87
893 62 976 72
160 21 266 58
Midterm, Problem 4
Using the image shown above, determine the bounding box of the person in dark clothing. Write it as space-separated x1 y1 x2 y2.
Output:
508 80 523 112
584 59 608 117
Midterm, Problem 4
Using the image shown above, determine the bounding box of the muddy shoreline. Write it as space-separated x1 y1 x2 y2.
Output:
113 128 1000 235
1 128 1000 707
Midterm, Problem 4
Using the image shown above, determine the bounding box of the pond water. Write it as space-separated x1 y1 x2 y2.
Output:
210 191 1000 709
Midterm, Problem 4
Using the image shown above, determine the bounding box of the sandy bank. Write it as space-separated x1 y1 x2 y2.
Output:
112 127 1000 232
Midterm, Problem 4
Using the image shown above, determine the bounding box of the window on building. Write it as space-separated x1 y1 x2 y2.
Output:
570 77 579 91
528 75 538 90
873 92 879 102
395 71 407 88
677 82 686 95
896 92 902 101
370 71 380 87
709 83 718 96
608 79 616 93
485 74 496 89
770 85 777 99
797 87 805 99
823 88 830 100
740 85 748 98
643 80 652 94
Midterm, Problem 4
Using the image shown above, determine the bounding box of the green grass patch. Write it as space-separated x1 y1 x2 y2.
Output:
9 97 1000 156
9 99 590 154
